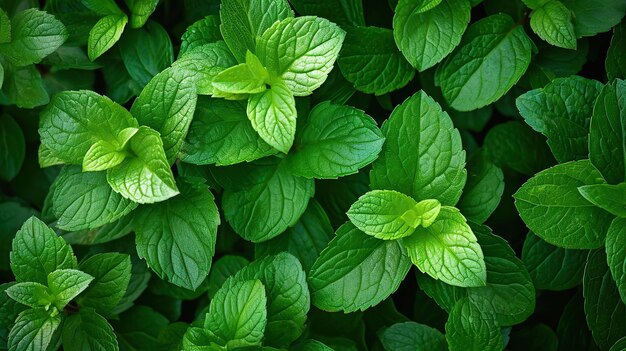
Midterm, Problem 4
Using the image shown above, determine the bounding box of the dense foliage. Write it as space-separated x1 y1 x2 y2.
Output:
0 0 625 350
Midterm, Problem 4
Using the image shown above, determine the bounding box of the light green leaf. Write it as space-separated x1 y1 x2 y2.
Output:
560 0 626 37
106 126 179 204
287 102 384 179
10 217 77 284
309 222 412 312
219 0 293 62
124 0 159 28
530 1 576 49
0 114 25 181
131 67 197 163
370 91 466 206
39 90 138 165
5 282 54 309
172 41 237 95
47 269 94 310
179 15 222 56
256 16 345 96
403 206 486 287
134 180 218 290
52 166 137 231
82 127 137 171
456 151 504 224
204 279 266 348
87 14 127 61
516 76 603 162
579 183 626 218
607 22 626 81
514 160 613 249
445 297 503 351
0 9 68 66
393 0 471 71
589 79 626 184
78 253 132 314
606 218 626 305
62 308 119 351
437 13 533 111
212 51 270 95
338 26 415 95
247 79 296 153
379 321 446 351
221 160 314 243
7 308 62 351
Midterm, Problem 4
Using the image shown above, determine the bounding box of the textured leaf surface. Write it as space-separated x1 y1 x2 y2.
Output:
8 308 62 351
456 151 504 224
530 1 577 49
445 297 503 351
379 321 446 351
78 253 132 314
607 22 626 81
606 218 626 304
62 308 119 351
87 14 127 61
578 183 626 218
47 269 94 310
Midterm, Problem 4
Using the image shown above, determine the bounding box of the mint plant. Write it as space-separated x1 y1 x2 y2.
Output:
1 0 626 350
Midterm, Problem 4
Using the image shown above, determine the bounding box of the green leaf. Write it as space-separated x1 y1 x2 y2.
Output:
445 297 503 351
514 160 613 249
393 0 471 71
578 183 626 217
221 160 314 242
219 0 293 62
611 337 626 351
52 166 138 231
309 222 412 312
87 14 128 61
530 1 576 49
78 253 132 314
131 67 197 163
0 9 68 66
287 0 365 27
179 15 222 56
62 308 119 351
0 203 38 271
606 218 626 304
10 217 77 284
204 279 267 348
607 22 626 81
0 115 25 181
47 269 94 310
124 0 159 28
5 282 54 309
370 91 467 205
256 16 345 96
403 206 486 287
287 102 384 179
81 0 123 15
0 283 28 348
39 90 138 165
338 26 415 95
560 0 626 37
181 98 275 166
134 180 218 290
583 249 626 350
522 231 587 290
212 51 270 95
437 13 533 111
247 79 296 153
8 308 62 351
230 253 308 347
379 321 446 351
523 0 550 9
0 9 11 44
516 76 603 162
3 64 49 108
207 255 249 299
456 151 504 224
589 79 626 184
82 127 137 171
172 41 238 95
106 126 179 204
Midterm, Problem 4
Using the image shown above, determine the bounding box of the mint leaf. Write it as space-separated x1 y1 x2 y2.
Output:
456 151 504 224
219 0 293 62
204 279 267 348
606 218 626 304
10 217 77 284
62 308 119 351
0 9 68 66
256 16 345 96
181 98 275 165
370 91 466 206
0 9 11 43
338 26 415 95
212 51 270 95
3 64 49 108
131 67 197 163
287 102 384 179
437 14 533 111
39 90 138 165
78 253 132 314
589 79 626 184
221 160 314 242
514 160 613 249
393 0 471 71
82 127 137 171
207 256 249 299
445 297 503 351
0 114 25 181
134 180 218 290
530 1 577 49
560 0 626 37
516 76 603 162
309 222 412 312
8 308 62 351
179 15 222 56
5 282 54 309
47 269 93 310
607 22 626 81
52 166 137 231
379 321 446 351
124 0 159 28
106 126 179 204
403 206 486 287
172 41 238 95
578 183 626 217
87 14 127 61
